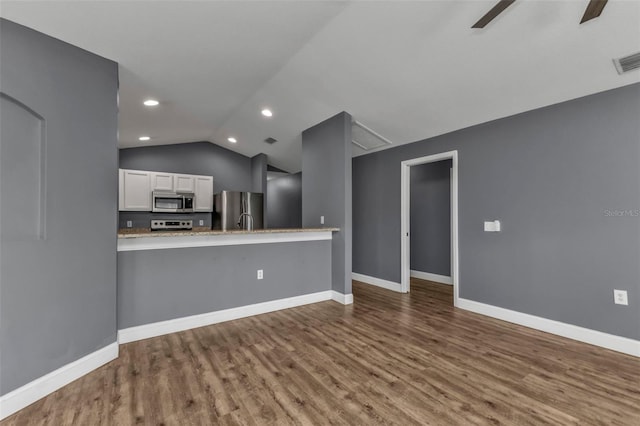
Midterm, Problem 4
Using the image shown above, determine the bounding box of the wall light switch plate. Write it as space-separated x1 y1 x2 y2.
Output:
126 220 133 228
484 220 501 232
614 289 628 305
257 269 263 280
320 216 325 225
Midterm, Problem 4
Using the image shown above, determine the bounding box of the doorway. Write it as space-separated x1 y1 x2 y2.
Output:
401 151 459 306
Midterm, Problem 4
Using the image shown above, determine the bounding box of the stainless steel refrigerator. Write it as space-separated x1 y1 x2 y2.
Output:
213 191 264 230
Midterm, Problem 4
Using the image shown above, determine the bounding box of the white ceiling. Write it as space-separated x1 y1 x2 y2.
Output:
2 0 639 172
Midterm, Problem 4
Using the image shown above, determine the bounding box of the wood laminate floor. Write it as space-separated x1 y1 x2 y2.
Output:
3 279 639 425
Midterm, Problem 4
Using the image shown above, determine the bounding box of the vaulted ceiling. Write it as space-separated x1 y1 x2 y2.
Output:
2 1 639 172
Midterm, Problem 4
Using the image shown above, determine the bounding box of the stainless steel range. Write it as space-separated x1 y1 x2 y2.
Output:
151 219 193 231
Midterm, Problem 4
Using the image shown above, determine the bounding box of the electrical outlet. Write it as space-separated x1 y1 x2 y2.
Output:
613 289 628 305
257 269 263 280
199 220 204 226
320 216 325 225
126 220 133 228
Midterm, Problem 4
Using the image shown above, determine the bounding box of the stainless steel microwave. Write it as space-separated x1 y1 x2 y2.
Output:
152 191 195 213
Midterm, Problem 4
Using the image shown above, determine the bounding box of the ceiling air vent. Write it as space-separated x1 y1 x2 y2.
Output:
351 120 393 151
613 52 640 74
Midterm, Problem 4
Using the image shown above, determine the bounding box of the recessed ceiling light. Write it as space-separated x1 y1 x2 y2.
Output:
261 108 273 117
139 136 151 141
227 137 237 143
143 99 159 106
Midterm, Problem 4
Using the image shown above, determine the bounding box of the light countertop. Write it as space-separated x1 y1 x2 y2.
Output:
118 227 339 239
117 228 339 251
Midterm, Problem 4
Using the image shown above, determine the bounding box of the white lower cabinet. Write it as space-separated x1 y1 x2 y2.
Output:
119 169 152 211
194 176 214 212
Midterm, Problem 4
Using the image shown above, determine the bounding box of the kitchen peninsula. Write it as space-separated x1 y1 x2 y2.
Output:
117 228 340 344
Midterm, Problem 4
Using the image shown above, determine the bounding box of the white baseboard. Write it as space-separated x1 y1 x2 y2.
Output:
458 298 640 358
332 291 354 305
1 290 350 419
0 342 118 420
118 290 335 344
410 270 452 285
352 272 403 293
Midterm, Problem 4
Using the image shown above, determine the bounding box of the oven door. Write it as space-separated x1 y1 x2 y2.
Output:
152 193 184 212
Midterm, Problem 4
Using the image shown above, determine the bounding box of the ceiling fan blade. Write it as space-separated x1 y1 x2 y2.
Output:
472 0 516 29
580 0 608 24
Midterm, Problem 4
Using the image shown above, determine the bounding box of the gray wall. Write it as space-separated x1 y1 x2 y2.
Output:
251 153 267 193
302 112 352 294
353 83 640 340
0 19 118 394
251 153 268 227
267 172 302 228
119 141 252 192
118 240 331 328
410 160 451 277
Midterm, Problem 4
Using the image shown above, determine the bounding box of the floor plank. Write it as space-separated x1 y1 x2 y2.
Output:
3 278 639 425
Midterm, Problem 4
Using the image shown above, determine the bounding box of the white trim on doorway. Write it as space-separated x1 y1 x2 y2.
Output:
410 270 452 285
352 272 403 292
401 150 459 307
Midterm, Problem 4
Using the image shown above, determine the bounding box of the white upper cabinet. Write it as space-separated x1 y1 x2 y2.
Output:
119 169 151 211
174 174 196 193
119 169 214 212
150 172 174 191
194 176 214 212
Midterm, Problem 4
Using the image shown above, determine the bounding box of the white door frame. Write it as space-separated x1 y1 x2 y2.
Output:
400 150 459 307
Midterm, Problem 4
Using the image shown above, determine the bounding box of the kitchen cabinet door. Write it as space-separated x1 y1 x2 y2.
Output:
119 169 151 211
151 172 174 191
194 175 214 212
174 174 195 192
